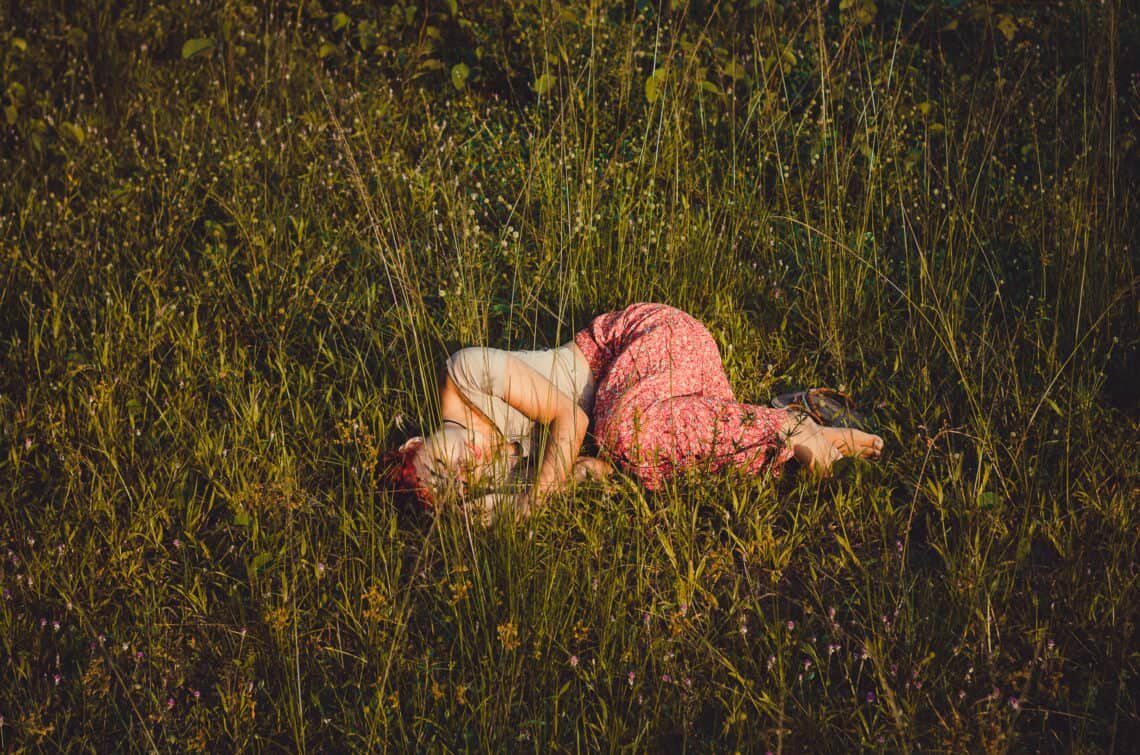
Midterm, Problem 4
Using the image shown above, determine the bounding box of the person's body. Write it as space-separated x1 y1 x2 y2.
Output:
389 303 883 518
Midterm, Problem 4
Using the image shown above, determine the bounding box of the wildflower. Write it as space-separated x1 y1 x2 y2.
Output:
192 689 201 700
786 620 796 631
167 697 175 709
497 622 519 651
569 655 579 668
173 538 182 548
767 655 776 670
1008 696 1020 710
53 674 61 685
865 691 876 703
827 643 840 655
803 659 813 671
828 606 837 621
627 671 635 686
662 674 671 683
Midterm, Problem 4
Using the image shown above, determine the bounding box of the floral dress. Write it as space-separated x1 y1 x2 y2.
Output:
574 303 793 489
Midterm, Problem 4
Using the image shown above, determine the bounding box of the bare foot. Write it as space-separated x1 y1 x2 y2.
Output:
782 412 883 476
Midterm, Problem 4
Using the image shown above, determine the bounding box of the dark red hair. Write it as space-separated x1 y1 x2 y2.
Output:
378 439 435 511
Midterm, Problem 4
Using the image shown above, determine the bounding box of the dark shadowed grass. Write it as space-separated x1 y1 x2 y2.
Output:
1 0 1137 751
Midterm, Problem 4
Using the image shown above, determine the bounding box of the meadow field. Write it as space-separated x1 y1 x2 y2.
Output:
1 0 1137 750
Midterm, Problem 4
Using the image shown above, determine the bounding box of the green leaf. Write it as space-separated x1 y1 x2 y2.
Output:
181 37 216 60
332 12 350 32
451 62 470 90
445 0 458 15
645 67 667 104
232 510 251 527
10 37 27 54
699 80 723 96
318 42 338 59
250 551 274 575
977 491 1002 509
60 121 85 145
722 60 745 80
4 105 16 126
533 73 556 96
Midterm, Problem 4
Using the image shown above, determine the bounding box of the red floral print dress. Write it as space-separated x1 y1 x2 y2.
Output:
574 303 793 489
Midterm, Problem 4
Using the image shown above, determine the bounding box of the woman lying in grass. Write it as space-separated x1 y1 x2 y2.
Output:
386 303 884 519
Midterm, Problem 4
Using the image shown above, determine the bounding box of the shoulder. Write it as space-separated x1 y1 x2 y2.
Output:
447 347 511 391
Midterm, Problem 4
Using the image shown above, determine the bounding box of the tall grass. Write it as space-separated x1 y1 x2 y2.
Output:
1 0 1136 750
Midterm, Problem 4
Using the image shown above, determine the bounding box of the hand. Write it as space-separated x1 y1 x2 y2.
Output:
572 455 614 482
782 412 884 476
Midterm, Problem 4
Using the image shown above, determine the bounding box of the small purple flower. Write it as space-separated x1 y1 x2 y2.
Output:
173 538 182 548
803 658 813 671
192 689 201 700
53 674 61 685
662 674 671 683
135 651 144 661
627 671 635 686
1008 696 1020 710
167 697 175 709
569 655 579 668
866 691 877 703
786 620 796 631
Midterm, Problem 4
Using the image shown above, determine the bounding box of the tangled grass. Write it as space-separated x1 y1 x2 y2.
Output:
1 1 1137 750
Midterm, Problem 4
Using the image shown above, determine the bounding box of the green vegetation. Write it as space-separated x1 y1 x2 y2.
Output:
2 0 1137 750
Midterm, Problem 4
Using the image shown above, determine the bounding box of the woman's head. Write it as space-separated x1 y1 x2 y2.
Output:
384 423 509 509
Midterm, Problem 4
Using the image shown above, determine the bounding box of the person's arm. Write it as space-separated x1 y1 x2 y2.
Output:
497 354 590 513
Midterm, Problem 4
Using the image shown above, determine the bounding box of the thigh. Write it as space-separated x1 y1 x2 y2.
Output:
593 305 733 409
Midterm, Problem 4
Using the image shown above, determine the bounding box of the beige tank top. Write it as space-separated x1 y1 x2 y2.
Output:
446 343 596 457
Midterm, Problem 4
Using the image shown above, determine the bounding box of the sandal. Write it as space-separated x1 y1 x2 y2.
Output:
770 388 869 430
